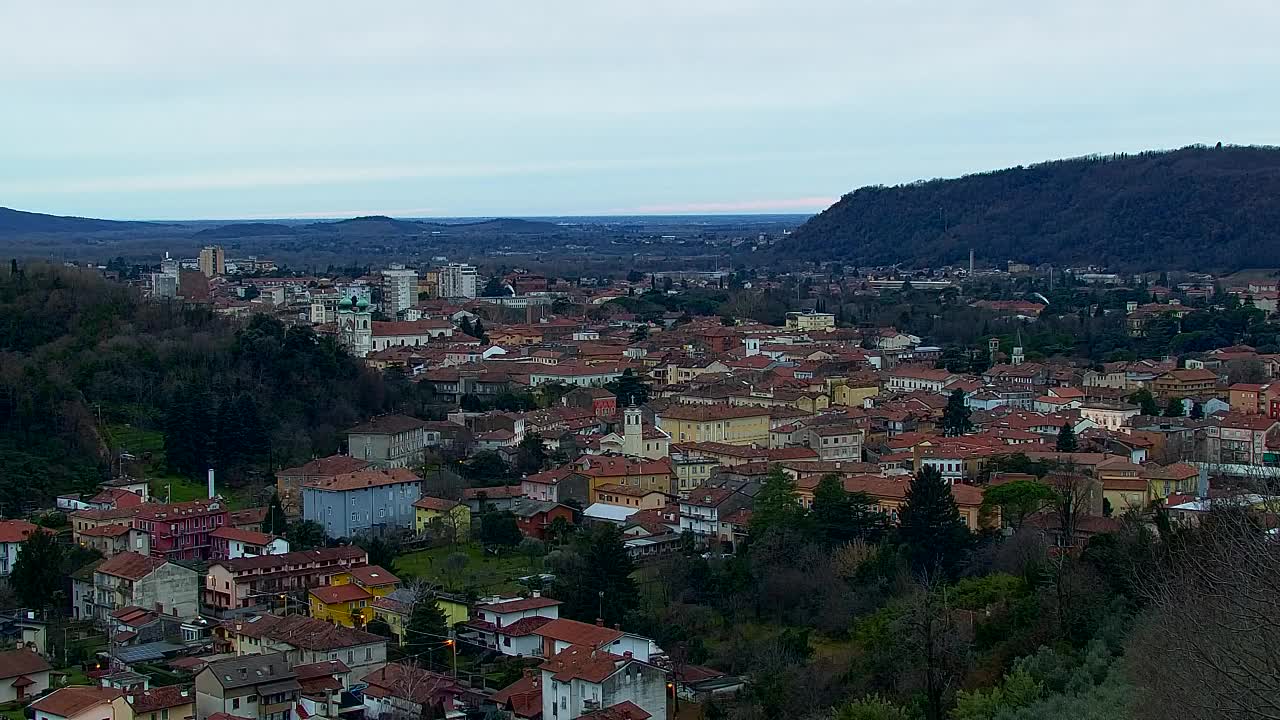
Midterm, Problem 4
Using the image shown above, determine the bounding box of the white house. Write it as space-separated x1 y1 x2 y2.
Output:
0 649 51 702
539 645 668 720
466 596 562 657
0 520 38 579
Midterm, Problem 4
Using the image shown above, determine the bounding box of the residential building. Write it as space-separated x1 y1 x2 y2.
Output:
276 455 372 516
380 265 418 317
131 499 230 562
0 520 39 579
1204 414 1280 466
671 453 721 493
194 653 299 720
439 263 478 299
345 415 429 468
538 645 667 720
412 497 471 542
785 311 836 332
886 366 955 393
371 589 468 646
86 552 200 624
466 596 563 657
303 468 423 538
802 424 864 461
679 487 751 540
77 524 151 558
591 484 667 510
370 319 455 352
1079 402 1141 431
216 615 387 673
128 685 195 720
534 618 653 661
31 687 130 720
309 565 401 629
204 546 368 613
361 663 477 720
576 455 676 496
1151 368 1219 398
0 649 51 702
563 387 618 418
510 499 576 540
655 404 771 446
198 246 225 277
210 528 289 561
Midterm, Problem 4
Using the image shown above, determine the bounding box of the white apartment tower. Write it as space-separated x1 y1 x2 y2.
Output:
438 263 478 299
380 264 418 316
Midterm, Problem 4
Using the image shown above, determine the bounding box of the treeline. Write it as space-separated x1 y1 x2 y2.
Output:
0 263 432 514
785 145 1280 271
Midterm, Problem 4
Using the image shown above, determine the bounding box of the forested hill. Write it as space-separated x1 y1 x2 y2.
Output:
0 263 437 516
783 145 1280 271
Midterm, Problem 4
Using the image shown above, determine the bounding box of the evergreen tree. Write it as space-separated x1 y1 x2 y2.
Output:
810 474 887 545
1128 388 1161 416
898 466 971 577
1055 422 1078 452
405 590 451 659
749 467 806 539
551 523 638 627
479 511 522 549
165 384 214 477
11 529 65 610
515 434 548 475
606 368 652 407
265 491 288 536
940 389 974 436
473 318 487 341
459 317 474 337
1164 397 1185 417
1190 400 1204 419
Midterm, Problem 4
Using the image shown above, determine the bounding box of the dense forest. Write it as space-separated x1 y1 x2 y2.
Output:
0 262 433 515
784 145 1280 271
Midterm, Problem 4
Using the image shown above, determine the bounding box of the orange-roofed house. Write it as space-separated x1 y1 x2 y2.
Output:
538 644 667 720
0 520 40 580
413 496 472 541
31 686 129 720
654 404 771 446
309 583 375 628
301 468 423 539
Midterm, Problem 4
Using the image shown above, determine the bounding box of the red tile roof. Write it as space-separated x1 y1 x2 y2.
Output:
129 685 194 713
348 565 399 587
492 672 542 718
210 527 275 545
535 618 623 649
580 701 652 720
540 645 627 683
305 468 422 492
96 552 166 580
0 520 40 544
0 649 51 680
278 455 372 477
413 496 462 512
476 596 563 614
310 584 373 604
499 615 556 637
31 686 123 718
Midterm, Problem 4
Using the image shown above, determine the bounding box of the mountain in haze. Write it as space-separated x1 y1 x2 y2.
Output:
783 145 1280 271
0 207 166 234
192 222 297 239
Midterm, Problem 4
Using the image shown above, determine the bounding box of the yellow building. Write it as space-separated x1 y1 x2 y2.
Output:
591 483 667 510
413 497 472 541
785 311 836 331
830 377 881 407
655 404 771 446
577 455 676 495
371 591 470 646
312 565 400 628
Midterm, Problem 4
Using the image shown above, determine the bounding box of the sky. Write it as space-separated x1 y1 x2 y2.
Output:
2 1 1278 220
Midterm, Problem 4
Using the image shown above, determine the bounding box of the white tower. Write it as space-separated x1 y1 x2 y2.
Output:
337 295 373 357
622 404 643 458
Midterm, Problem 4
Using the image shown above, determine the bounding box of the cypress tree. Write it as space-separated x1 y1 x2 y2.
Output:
898 466 971 578
1055 421 1078 452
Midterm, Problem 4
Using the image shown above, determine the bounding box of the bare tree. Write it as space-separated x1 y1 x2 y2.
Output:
894 575 972 720
1130 500 1280 720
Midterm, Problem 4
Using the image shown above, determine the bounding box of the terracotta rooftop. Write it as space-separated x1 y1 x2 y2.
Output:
475 596 563 614
535 618 624 649
31 686 124 718
346 414 428 435
0 648 51 680
413 496 461 512
310 584 373 604
305 468 422 492
278 455 372 477
348 565 400 587
129 685 194 713
210 527 276 545
96 551 166 581
540 644 628 683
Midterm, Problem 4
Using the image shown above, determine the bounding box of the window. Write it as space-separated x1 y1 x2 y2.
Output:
232 699 240 710
247 696 258 704
366 647 373 660
348 650 354 664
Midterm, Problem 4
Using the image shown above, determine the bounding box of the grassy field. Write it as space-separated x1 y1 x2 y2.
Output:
396 543 539 595
104 423 258 508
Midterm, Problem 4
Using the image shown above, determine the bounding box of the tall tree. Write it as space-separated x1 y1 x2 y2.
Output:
810 474 887 545
265 491 288 536
1164 397 1185 417
515 433 548 475
479 511 522 549
1055 422 1078 452
1129 388 1161 416
1189 400 1204 419
11 529 64 610
404 590 452 660
551 523 638 628
606 369 651 407
939 389 973 436
898 466 971 577
982 480 1056 530
749 467 806 539
286 520 327 550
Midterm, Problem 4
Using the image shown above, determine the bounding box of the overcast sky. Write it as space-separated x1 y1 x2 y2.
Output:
2 1 1277 220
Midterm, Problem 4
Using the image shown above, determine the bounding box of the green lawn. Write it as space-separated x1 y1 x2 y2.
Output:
105 423 255 508
396 543 539 595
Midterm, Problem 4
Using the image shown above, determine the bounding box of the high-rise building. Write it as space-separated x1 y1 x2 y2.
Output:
380 264 418 316
438 263 478 299
198 246 225 277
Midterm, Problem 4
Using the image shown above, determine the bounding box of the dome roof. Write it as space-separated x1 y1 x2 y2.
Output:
338 297 353 309
356 298 370 310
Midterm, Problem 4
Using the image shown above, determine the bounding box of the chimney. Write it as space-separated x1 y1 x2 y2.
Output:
207 468 216 499
531 590 540 598
596 618 604 627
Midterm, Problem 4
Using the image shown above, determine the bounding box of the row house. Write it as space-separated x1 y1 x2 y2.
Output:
217 614 387 674
204 546 368 613
131 499 231 562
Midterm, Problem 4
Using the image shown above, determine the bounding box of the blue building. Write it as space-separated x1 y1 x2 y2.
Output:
302 468 422 539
